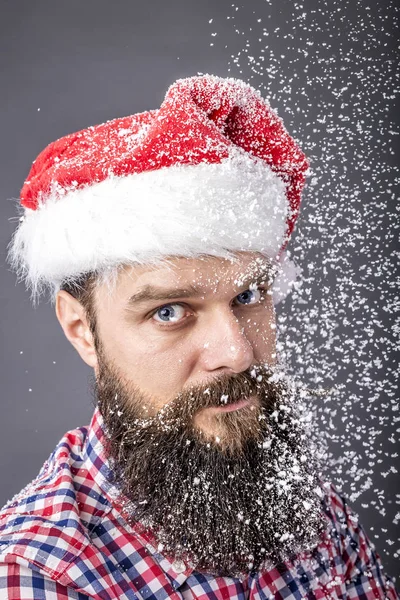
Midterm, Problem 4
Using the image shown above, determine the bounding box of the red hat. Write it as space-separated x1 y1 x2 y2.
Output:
7 75 308 304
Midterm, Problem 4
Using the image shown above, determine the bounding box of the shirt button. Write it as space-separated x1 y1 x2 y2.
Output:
171 559 186 573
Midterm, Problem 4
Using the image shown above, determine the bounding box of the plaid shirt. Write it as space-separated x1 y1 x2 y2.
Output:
0 408 397 600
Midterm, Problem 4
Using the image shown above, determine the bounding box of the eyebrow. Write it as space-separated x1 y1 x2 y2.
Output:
125 268 274 311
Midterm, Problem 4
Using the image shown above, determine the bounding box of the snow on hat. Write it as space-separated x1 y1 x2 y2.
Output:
7 74 308 304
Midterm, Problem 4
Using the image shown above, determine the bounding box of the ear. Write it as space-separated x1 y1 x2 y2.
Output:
55 290 98 369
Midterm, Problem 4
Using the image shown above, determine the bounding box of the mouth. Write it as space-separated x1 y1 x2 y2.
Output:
207 396 258 414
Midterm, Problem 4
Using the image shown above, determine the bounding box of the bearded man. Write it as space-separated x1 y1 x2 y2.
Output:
0 75 397 599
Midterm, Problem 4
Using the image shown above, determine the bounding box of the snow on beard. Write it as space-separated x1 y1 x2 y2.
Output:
93 357 327 577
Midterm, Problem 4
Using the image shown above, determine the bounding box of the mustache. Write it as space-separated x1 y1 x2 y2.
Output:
125 363 289 427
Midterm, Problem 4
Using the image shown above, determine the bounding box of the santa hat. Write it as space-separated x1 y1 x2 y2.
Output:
7 74 308 305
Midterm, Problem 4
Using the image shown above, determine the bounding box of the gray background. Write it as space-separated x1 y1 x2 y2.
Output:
1 0 399 579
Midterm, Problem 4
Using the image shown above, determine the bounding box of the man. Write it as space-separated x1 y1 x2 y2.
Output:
0 75 397 599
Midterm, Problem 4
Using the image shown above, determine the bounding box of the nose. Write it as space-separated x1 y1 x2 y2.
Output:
201 307 254 374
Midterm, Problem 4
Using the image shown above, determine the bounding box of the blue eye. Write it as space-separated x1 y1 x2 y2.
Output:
152 304 186 323
236 288 262 305
151 288 266 326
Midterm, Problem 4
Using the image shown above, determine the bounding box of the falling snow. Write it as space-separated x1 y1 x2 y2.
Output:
2 1 398 592
207 0 399 565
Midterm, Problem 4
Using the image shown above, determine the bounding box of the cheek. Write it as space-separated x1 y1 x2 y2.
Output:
103 321 197 401
240 306 276 355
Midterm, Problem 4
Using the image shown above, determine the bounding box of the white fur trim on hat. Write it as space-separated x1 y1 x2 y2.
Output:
7 150 289 304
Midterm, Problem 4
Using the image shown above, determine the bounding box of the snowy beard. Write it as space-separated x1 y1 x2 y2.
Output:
93 355 327 577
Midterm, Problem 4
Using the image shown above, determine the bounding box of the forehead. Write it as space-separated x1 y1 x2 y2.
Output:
93 252 275 310
116 252 272 293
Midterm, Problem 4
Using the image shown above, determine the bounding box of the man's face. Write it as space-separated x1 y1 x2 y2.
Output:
92 251 277 444
63 251 324 575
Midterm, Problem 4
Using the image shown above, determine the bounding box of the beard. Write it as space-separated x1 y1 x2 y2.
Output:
92 348 327 577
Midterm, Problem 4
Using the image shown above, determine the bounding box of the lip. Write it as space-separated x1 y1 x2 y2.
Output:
211 397 255 413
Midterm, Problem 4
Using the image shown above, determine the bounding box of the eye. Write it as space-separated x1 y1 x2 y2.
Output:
151 303 187 324
149 287 268 327
235 287 264 306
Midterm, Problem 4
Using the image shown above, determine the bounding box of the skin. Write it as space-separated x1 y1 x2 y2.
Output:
55 251 277 439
